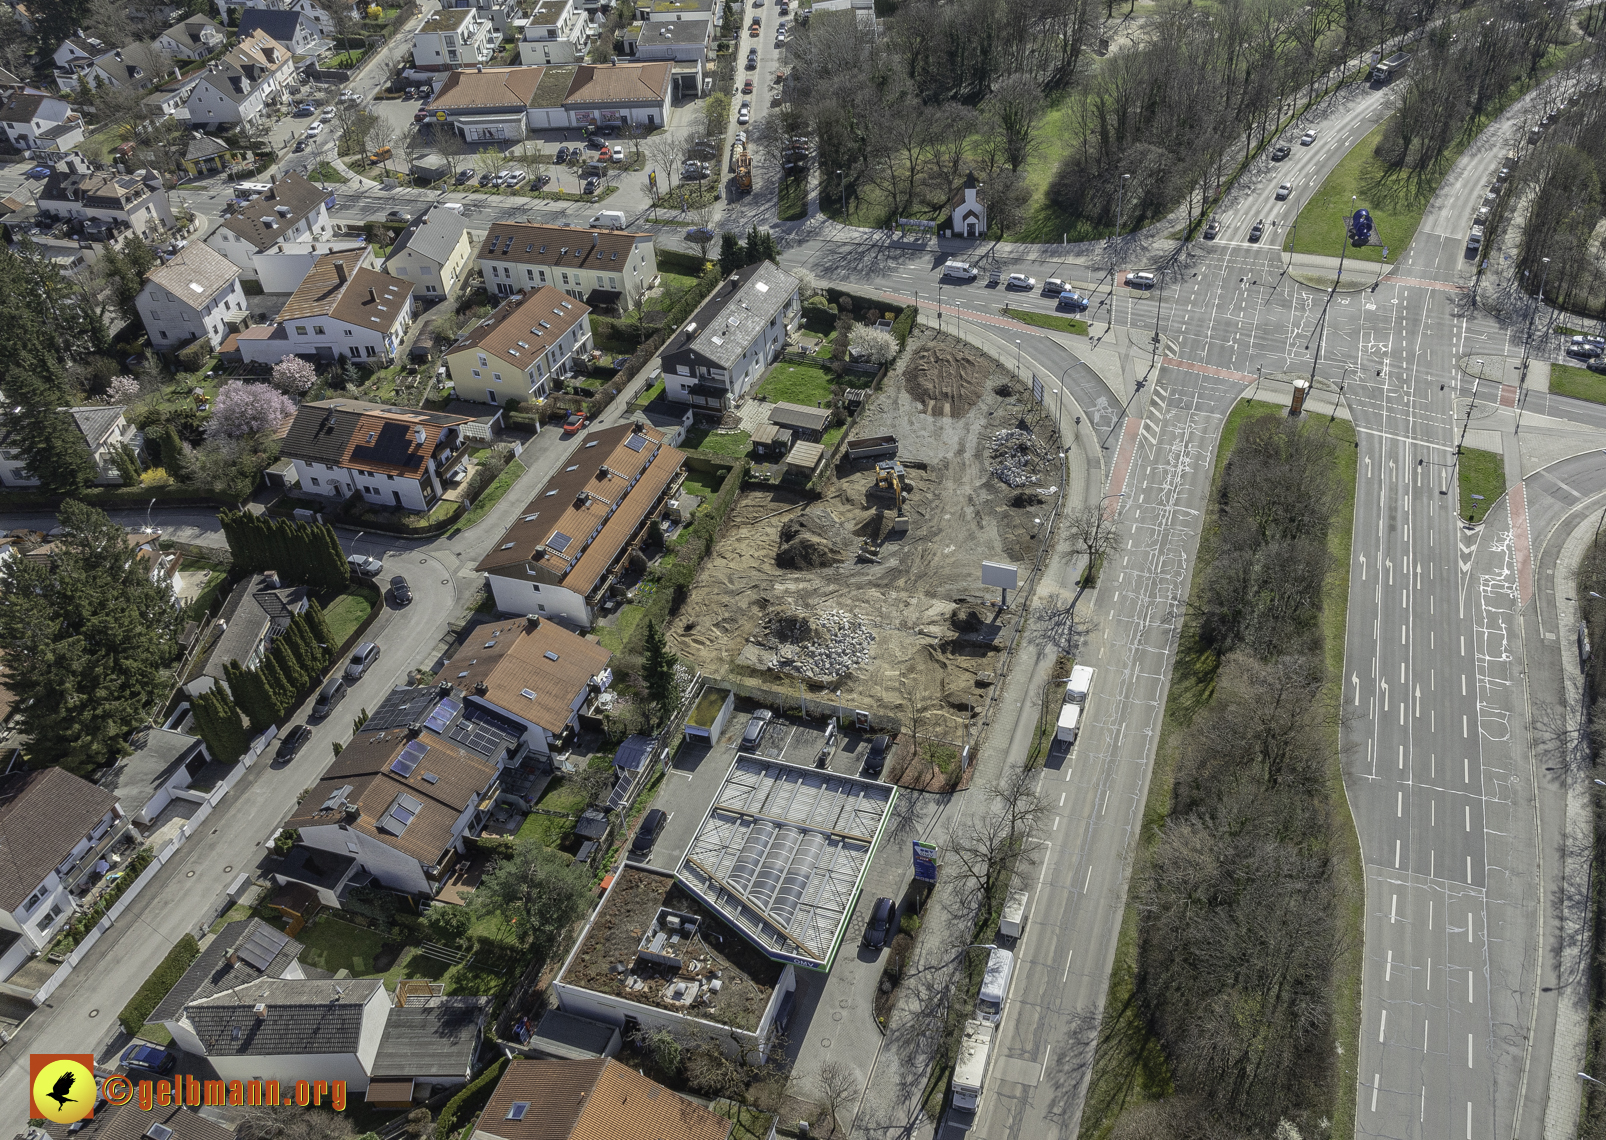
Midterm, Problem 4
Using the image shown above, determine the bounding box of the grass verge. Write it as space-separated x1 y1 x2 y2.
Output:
777 177 807 221
1003 305 1089 337
452 459 526 535
683 426 752 458
119 934 200 1035
1548 362 1606 404
1457 447 1507 522
323 587 378 646
1075 399 1361 1140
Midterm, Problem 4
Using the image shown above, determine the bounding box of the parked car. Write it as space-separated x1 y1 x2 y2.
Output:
1275 182 1292 200
502 171 527 188
941 260 977 280
743 78 754 93
741 708 773 749
385 209 410 223
1300 129 1316 145
26 165 51 179
312 677 346 719
389 575 412 605
1058 290 1089 311
414 107 430 122
479 171 496 186
1126 270 1157 288
339 88 358 102
455 168 476 185
293 103 316 117
687 227 716 243
610 148 624 163
321 107 336 121
864 734 889 775
274 724 313 763
738 107 750 124
346 641 381 679
294 138 308 152
121 1043 176 1075
1566 340 1603 359
535 173 551 189
1271 143 1291 161
746 55 759 69
1203 218 1219 239
1588 357 1606 374
583 176 599 193
562 410 589 435
630 808 667 858
862 897 896 949
304 122 322 137
1005 273 1036 290
1248 219 1265 242
346 553 383 578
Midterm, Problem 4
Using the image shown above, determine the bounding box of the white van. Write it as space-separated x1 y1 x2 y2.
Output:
1055 703 1080 744
1065 665 1095 704
590 209 627 230
975 947 1014 1025
998 889 1028 939
941 261 977 281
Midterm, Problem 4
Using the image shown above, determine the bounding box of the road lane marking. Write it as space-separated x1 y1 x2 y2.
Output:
1372 1077 1380 1112
1386 949 1393 980
1394 839 1401 867
1379 1009 1388 1041
1427 957 1431 990
1397 791 1402 817
1391 893 1398 922
1083 865 1092 892
1468 912 1473 941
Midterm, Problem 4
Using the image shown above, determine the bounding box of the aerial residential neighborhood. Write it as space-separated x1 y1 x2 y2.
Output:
0 0 1603 1138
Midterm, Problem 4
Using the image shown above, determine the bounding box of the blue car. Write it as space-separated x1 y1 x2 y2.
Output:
1057 290 1089 311
292 103 316 117
26 165 51 179
121 1042 176 1074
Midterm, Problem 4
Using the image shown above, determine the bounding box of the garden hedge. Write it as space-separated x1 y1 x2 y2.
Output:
119 933 200 1035
890 302 919 348
824 288 904 320
655 247 711 277
435 1057 506 1139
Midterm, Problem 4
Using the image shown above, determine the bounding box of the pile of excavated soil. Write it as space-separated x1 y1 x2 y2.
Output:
763 607 876 681
776 506 856 569
988 425 1052 488
902 342 989 416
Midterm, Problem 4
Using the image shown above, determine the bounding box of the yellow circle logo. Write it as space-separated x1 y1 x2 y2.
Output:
32 1057 96 1124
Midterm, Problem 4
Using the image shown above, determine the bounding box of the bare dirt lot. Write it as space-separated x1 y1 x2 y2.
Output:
669 326 1063 732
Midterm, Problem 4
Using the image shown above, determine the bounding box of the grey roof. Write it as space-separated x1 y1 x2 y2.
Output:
161 15 226 48
68 405 125 449
151 918 307 1023
612 734 654 771
388 205 470 270
185 133 231 161
145 243 241 306
634 18 710 43
274 844 358 892
529 1010 620 1061
371 995 489 1077
184 977 382 1056
663 261 797 370
217 172 327 252
236 8 314 45
767 401 831 432
97 727 205 811
200 572 307 682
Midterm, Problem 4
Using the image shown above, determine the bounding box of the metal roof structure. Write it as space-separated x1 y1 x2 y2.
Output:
675 755 895 971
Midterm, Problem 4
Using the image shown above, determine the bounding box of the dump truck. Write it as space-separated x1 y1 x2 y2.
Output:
736 147 752 193
951 1020 994 1113
845 435 898 461
1371 51 1410 83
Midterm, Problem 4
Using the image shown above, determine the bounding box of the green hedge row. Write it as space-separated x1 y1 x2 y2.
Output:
656 247 711 277
119 933 200 1035
435 1057 506 1140
824 288 904 321
890 302 919 347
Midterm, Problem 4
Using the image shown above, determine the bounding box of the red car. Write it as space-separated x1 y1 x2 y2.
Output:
561 411 588 435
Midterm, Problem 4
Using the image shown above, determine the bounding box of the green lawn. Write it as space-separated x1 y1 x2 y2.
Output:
518 779 590 847
680 470 727 498
777 178 808 222
292 914 393 976
757 360 838 406
452 459 526 535
683 426 752 457
1003 305 1089 336
1549 363 1606 404
595 604 645 653
1458 447 1507 522
323 587 378 646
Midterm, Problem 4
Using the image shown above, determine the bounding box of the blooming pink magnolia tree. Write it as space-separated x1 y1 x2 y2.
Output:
206 382 296 439
269 355 317 396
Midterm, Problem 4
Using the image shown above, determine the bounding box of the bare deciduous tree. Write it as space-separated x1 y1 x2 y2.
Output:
815 1061 858 1138
1063 503 1121 584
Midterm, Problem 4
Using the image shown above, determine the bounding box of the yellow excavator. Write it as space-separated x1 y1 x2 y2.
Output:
875 460 909 533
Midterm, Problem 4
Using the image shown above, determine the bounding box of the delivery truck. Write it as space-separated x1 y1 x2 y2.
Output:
950 1020 994 1113
998 889 1028 939
1055 703 1080 744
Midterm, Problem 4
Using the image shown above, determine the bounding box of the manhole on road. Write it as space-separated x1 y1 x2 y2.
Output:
832 1012 842 1022
819 1037 831 1048
89 1009 99 1018
186 870 195 877
224 866 233 873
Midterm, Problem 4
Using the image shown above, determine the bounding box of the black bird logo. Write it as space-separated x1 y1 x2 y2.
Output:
46 1071 78 1111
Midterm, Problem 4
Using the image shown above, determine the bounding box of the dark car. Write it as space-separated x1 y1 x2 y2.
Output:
121 1043 177 1075
1588 357 1606 374
479 171 496 186
1248 219 1265 242
1271 144 1291 161
862 896 896 949
274 724 312 762
630 808 667 858
741 708 773 749
535 173 551 189
389 574 412 605
686 227 716 243
585 135 604 149
294 138 308 152
864 734 889 775
292 103 316 116
583 176 599 194
562 411 589 435
1203 218 1219 239
312 676 346 719
556 145 570 164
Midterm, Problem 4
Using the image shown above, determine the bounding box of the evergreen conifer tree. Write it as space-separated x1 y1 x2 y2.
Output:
269 638 307 696
305 598 334 654
642 621 680 723
225 660 279 731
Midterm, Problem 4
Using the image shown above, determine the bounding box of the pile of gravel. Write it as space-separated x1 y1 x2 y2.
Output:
764 608 876 681
988 428 1049 487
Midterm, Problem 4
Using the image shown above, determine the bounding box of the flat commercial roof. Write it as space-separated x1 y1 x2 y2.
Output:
676 755 895 971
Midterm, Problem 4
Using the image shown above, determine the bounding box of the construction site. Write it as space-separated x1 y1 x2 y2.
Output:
669 327 1066 732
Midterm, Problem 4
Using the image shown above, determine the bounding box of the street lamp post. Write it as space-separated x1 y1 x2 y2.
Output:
837 169 844 217
1014 338 1021 378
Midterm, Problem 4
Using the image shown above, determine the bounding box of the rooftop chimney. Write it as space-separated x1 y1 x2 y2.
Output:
414 426 426 444
368 286 378 303
253 1004 267 1019
592 231 599 246
263 569 281 588
334 260 346 285
526 614 541 629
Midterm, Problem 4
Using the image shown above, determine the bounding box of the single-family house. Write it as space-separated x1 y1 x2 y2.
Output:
385 204 473 304
442 285 591 406
136 243 248 353
476 220 658 310
0 406 140 487
425 64 542 141
252 238 368 295
51 36 101 73
37 155 176 239
412 6 496 71
214 0 340 37
471 1059 733 1140
144 73 205 119
97 725 209 827
475 423 684 626
54 41 162 94
206 172 334 278
280 398 473 512
949 170 986 238
0 89 85 153
562 61 671 129
618 18 709 94
0 767 127 983
182 28 296 128
283 684 524 894
517 0 589 65
439 614 612 758
181 130 252 177
185 570 308 696
239 249 411 365
660 261 801 411
237 7 325 55
156 14 227 60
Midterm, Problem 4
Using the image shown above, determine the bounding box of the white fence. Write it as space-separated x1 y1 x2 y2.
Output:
30 731 273 1004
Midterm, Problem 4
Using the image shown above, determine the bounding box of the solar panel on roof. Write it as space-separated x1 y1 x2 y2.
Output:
424 697 461 734
624 434 648 452
397 793 423 812
235 923 290 971
390 739 428 777
549 531 572 553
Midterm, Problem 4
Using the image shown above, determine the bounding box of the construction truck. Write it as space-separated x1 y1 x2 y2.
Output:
736 147 752 193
